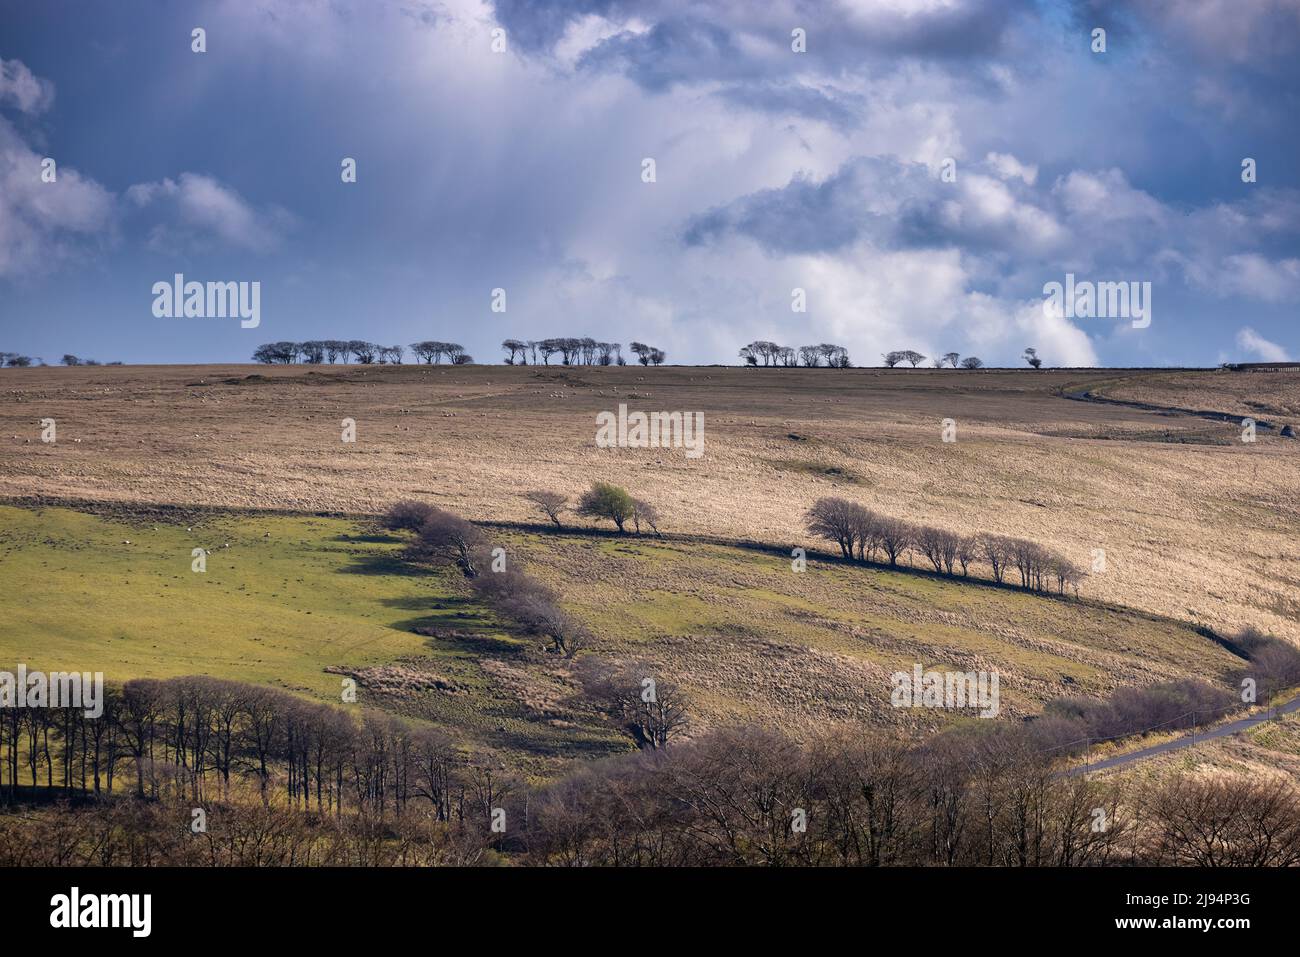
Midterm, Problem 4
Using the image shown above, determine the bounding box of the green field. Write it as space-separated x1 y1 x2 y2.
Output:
0 504 1243 772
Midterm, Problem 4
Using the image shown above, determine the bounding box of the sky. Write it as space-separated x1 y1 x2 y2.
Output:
0 0 1298 367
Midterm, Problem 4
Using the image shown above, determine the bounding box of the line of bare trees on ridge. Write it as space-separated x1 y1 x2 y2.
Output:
501 339 666 366
252 341 474 365
740 341 851 367
806 496 1086 595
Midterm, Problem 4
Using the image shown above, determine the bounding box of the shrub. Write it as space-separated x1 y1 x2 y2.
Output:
381 500 436 532
576 482 636 533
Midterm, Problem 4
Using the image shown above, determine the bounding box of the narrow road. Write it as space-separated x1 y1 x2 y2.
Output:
1067 694 1300 776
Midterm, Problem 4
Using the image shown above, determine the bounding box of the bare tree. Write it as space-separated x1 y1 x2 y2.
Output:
631 498 663 537
381 500 436 532
577 661 690 750
898 350 926 368
876 518 915 567
410 509 489 577
977 533 1012 583
1146 775 1300 866
805 497 866 559
523 490 568 528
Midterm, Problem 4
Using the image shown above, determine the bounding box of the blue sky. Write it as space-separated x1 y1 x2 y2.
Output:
1 0 1297 366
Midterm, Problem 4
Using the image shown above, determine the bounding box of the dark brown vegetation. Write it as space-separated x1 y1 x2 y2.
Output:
804 496 1085 594
384 500 592 656
6 695 1300 867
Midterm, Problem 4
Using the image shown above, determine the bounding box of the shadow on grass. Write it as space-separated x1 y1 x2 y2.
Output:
373 595 527 657
339 553 426 576
478 721 630 761
333 532 406 545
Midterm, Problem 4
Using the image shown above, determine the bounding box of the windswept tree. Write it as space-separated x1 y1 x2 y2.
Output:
349 340 378 364
576 660 690 750
523 490 568 528
898 350 926 368
882 351 904 368
576 481 636 533
961 356 985 369
977 533 1012 583
805 497 868 559
381 500 436 532
474 572 591 657
943 352 961 368
742 341 780 366
875 518 915 567
818 343 849 367
61 354 81 366
252 341 300 364
597 342 619 366
631 498 663 537
502 339 527 364
1023 347 1042 369
630 342 665 366
915 525 963 575
410 341 441 364
409 508 489 577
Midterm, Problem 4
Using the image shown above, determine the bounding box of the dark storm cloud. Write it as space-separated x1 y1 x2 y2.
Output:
714 81 864 129
494 0 1038 80
682 158 931 254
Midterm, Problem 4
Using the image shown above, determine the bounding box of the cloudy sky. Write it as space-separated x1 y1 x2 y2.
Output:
1 0 1298 366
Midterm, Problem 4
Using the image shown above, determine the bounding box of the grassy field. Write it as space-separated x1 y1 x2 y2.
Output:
0 502 1247 774
1 363 1296 646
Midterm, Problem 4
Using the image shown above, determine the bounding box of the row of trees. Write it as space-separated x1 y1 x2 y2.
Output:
805 497 1086 594
0 676 493 822
740 341 851 367
251 341 473 365
881 348 1044 369
382 501 592 656
500 339 666 366
883 350 985 369
523 484 661 536
7 706 1299 867
1 353 123 367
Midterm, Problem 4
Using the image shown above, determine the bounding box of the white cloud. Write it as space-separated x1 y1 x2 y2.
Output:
125 173 293 253
1235 326 1290 362
985 151 1036 184
0 118 113 279
0 58 54 114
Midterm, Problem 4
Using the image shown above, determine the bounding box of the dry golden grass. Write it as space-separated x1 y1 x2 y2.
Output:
1 363 1296 646
1094 369 1300 423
